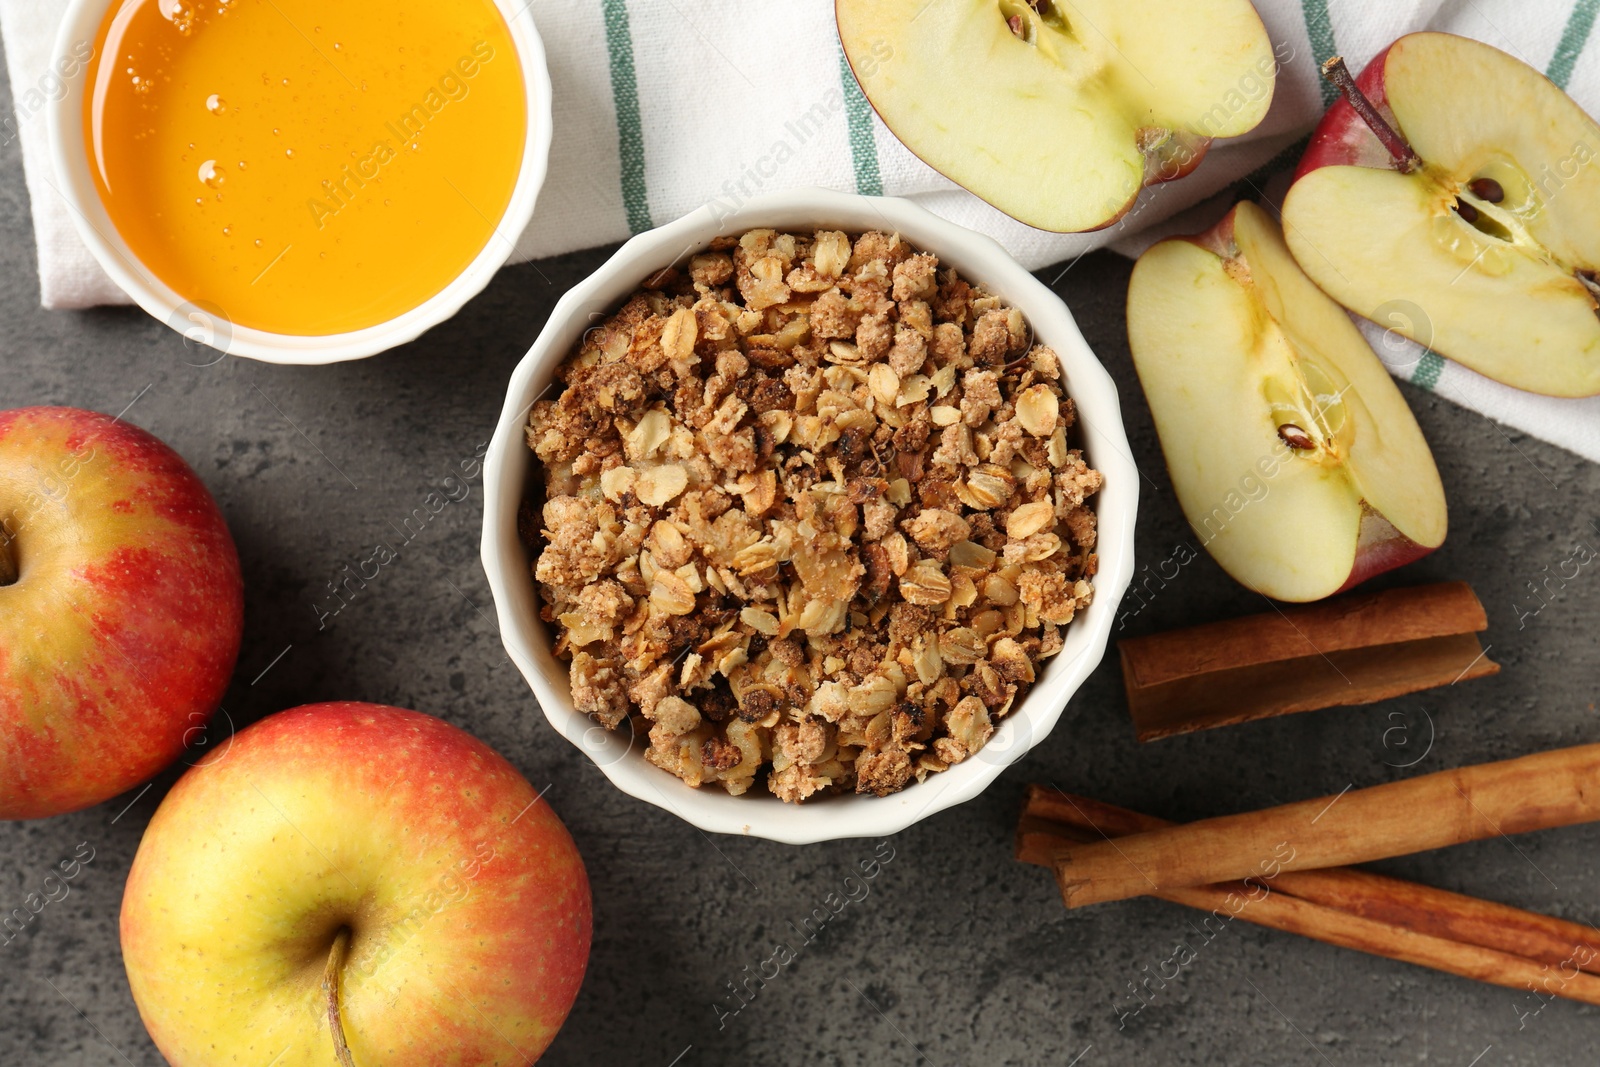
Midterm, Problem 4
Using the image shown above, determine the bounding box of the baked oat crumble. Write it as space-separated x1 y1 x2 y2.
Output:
523 228 1102 802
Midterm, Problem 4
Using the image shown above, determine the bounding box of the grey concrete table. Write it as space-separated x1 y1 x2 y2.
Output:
3 87 1599 1067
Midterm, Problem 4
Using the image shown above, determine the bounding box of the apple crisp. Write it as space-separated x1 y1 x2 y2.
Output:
523 228 1102 802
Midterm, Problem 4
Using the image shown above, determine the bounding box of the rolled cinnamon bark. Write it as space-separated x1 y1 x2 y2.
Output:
1048 745 1600 908
1119 582 1497 741
1019 786 1600 975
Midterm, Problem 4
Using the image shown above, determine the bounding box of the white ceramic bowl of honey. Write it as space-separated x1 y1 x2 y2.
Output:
481 187 1141 844
48 0 551 364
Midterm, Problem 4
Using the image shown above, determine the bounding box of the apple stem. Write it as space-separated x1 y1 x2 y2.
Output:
323 929 358 1067
0 533 15 587
1320 57 1422 174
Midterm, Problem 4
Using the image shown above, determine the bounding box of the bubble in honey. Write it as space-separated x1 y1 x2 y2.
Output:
222 225 232 235
285 148 294 158
198 159 224 187
205 93 226 115
254 239 262 248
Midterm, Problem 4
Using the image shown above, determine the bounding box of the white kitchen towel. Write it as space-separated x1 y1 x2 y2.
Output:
2 0 1598 460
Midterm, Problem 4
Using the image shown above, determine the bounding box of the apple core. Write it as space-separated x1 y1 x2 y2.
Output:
1266 356 1349 460
998 0 1070 47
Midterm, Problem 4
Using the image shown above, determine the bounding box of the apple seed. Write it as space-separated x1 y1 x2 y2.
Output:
1278 424 1316 451
1454 200 1480 224
1467 178 1505 204
1320 57 1422 174
1007 13 1023 36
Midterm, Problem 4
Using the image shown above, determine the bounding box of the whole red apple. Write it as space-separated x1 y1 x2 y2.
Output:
121 702 592 1067
0 406 243 819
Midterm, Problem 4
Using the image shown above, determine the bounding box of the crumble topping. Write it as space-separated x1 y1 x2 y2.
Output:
524 228 1102 802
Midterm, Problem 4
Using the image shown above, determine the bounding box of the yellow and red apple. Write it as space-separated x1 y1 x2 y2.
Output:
121 702 592 1067
1284 33 1600 396
0 406 243 819
1128 201 1448 602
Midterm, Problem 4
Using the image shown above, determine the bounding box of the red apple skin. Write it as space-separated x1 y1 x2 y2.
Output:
1333 514 1438 596
1185 202 1241 259
121 702 593 1067
1294 43 1405 179
0 407 243 819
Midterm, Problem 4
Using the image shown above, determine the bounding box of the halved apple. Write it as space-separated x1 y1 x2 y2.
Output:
1128 201 1447 602
1283 33 1600 397
837 0 1277 232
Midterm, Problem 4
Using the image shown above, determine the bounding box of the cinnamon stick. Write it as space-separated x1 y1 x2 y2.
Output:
1019 786 1600 975
1119 582 1498 741
1051 745 1600 908
1198 891 1600 1004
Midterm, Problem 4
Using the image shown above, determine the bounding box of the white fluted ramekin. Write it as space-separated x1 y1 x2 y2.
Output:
482 188 1138 844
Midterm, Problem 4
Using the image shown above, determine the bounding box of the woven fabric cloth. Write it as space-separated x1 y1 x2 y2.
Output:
3 0 1598 458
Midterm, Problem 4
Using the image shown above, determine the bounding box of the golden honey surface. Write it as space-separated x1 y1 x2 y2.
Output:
86 0 526 336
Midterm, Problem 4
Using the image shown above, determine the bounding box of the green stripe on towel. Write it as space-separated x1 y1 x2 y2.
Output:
1299 0 1340 107
838 48 883 196
1412 350 1446 391
602 0 651 233
1549 0 1600 89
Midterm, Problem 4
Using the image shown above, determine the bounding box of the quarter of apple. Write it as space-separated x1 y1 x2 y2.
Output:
837 0 1277 232
1127 201 1447 602
1283 32 1600 397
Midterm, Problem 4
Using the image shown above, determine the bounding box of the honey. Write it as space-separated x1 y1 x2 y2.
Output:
85 0 526 336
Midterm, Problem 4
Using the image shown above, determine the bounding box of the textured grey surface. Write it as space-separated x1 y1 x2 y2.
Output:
4 77 1600 1067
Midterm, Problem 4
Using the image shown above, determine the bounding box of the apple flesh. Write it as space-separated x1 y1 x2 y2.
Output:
1284 32 1600 397
121 702 592 1067
0 406 242 819
1127 201 1448 602
837 0 1277 232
